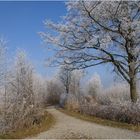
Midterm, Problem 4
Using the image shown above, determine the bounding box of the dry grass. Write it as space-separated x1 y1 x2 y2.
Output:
59 108 140 132
0 111 55 139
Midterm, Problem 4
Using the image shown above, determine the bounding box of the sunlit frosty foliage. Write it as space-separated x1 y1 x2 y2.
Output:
41 0 140 102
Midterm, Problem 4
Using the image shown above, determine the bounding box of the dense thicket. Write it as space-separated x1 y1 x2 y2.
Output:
0 48 48 134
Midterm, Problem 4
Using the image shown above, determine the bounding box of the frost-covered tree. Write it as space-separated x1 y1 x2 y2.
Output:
33 74 47 107
87 73 102 98
41 1 140 102
0 38 9 133
0 39 7 86
9 51 35 128
46 78 63 105
14 51 34 107
58 64 72 94
70 70 84 95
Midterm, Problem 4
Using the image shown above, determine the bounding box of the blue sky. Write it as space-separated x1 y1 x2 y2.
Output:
0 1 115 87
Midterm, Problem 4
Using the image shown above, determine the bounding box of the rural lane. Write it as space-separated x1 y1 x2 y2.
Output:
30 107 140 139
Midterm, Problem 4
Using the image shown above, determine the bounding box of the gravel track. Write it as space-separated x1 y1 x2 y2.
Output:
30 107 140 139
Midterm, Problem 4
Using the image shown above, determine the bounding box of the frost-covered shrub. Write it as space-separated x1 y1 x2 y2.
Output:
68 83 140 125
86 73 102 99
60 92 87 112
65 94 80 112
97 83 130 105
0 51 50 134
78 100 140 125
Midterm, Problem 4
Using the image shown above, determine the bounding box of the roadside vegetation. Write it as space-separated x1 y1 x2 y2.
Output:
0 111 55 139
0 1 139 138
40 0 140 128
46 71 140 126
59 108 140 132
0 45 55 138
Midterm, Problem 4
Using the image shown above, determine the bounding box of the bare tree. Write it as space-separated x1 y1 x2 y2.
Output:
41 1 140 102
58 64 72 94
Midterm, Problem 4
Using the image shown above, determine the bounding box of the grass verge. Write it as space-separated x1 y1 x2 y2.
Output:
59 108 140 132
0 111 55 139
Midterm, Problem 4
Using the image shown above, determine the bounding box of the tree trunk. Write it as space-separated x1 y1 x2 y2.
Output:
66 86 69 94
130 77 137 103
129 59 138 103
127 39 138 103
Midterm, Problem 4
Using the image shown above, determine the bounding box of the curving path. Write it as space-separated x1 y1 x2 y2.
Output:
30 107 140 139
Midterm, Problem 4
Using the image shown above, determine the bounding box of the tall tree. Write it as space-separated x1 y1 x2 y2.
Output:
58 64 72 94
70 70 84 95
41 1 140 102
10 50 35 127
0 38 9 133
87 73 102 98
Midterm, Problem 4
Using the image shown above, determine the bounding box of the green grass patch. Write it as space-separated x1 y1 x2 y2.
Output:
59 108 140 132
0 111 55 139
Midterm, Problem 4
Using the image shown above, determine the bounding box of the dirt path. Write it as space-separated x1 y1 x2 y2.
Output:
30 107 140 139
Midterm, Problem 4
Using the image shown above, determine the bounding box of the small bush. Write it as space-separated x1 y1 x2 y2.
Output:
65 94 80 112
